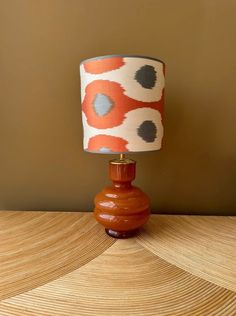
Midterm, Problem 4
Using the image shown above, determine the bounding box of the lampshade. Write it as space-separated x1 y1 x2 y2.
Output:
80 54 165 153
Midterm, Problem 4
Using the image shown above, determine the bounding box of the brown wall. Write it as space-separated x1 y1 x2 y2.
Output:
0 0 236 214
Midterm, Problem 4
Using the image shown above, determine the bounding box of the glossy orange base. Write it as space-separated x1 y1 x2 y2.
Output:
94 159 150 238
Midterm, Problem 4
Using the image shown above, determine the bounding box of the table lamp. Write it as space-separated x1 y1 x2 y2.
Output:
80 54 165 238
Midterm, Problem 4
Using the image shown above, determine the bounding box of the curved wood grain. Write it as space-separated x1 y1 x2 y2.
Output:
0 211 115 300
1 239 236 315
137 215 236 292
0 211 235 315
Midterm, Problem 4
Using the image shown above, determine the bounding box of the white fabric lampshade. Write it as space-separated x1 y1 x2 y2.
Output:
80 54 165 153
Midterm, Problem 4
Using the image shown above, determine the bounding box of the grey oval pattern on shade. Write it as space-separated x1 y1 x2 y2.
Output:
99 147 111 153
93 93 114 116
137 120 157 142
134 65 157 89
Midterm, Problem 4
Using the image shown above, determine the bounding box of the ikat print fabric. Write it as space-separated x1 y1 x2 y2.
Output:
80 55 165 153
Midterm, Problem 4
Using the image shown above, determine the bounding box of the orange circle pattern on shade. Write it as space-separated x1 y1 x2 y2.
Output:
83 57 125 74
88 135 128 152
82 80 163 129
80 55 165 153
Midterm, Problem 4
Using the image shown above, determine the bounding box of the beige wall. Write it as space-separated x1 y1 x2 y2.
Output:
0 0 235 214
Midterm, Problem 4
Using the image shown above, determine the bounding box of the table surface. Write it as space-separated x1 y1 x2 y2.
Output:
0 211 235 315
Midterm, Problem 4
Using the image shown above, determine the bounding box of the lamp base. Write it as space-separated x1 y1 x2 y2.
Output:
94 158 150 239
105 228 139 239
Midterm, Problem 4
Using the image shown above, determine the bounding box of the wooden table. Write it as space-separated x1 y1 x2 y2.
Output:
0 211 235 315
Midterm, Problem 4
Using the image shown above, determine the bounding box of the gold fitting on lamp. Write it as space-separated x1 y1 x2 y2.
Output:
110 154 136 165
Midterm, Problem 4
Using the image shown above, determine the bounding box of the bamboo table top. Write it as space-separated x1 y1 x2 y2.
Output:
0 211 235 315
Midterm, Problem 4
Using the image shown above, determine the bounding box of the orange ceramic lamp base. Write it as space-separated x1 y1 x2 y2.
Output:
94 158 150 238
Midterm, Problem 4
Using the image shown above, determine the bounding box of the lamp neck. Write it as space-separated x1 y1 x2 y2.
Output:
109 159 136 189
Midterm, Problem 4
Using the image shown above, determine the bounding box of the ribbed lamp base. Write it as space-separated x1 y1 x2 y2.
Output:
94 158 150 239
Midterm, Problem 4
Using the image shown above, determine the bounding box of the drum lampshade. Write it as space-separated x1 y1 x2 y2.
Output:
80 55 165 153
